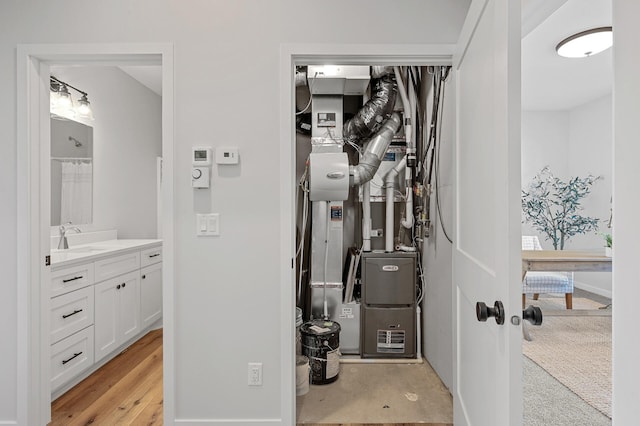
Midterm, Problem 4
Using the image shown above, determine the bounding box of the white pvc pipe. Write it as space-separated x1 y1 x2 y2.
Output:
394 67 415 230
394 66 413 158
385 157 407 252
318 201 330 320
408 69 418 157
401 182 414 229
362 182 372 252
385 177 396 252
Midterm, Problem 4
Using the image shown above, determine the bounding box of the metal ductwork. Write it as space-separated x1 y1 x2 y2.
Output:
350 113 402 186
343 74 398 146
371 66 394 79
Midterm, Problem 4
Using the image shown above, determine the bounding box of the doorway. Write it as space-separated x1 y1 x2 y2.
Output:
520 0 613 423
280 47 458 425
16 44 175 426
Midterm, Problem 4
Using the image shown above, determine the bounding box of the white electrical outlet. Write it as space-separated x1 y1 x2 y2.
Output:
248 362 263 386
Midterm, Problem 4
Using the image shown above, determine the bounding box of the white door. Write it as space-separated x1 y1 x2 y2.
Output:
453 0 522 425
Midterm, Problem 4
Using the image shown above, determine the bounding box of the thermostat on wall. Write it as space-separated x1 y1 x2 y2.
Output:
192 146 213 166
216 147 239 164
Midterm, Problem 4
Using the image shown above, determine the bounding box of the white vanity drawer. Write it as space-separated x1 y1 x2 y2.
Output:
94 251 140 282
51 263 95 298
51 326 94 392
140 246 162 268
50 286 94 344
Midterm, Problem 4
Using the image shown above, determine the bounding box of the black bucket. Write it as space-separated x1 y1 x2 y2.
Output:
300 320 341 385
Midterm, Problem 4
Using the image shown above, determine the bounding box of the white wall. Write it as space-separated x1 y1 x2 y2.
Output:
521 110 569 243
51 66 162 239
613 1 640 421
1 1 471 423
568 95 612 296
521 110 570 186
422 74 456 391
521 94 613 296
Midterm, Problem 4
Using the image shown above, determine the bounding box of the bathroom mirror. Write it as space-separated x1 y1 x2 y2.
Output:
50 115 94 226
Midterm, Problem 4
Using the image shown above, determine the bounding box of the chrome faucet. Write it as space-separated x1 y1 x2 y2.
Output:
58 222 81 249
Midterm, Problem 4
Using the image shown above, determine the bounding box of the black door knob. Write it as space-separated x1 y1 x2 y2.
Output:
476 301 505 325
523 305 543 326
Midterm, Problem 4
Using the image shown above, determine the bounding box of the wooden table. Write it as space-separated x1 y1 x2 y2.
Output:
521 250 612 340
522 250 612 280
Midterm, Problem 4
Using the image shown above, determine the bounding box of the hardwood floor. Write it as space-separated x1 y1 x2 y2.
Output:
50 328 163 425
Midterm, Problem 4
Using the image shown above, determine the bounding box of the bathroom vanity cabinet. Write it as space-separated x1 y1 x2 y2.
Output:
49 240 162 397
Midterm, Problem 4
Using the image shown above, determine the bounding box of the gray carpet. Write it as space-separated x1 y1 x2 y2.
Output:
523 287 612 425
524 355 610 425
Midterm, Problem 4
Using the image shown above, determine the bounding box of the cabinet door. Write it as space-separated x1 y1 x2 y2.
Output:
94 279 119 362
140 263 162 329
94 270 140 362
118 273 140 342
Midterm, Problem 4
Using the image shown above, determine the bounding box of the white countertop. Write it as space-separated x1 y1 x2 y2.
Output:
51 239 162 269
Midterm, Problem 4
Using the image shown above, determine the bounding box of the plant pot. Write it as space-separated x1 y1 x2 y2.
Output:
605 247 612 257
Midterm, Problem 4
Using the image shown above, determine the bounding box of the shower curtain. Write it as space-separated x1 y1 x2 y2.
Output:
60 160 92 224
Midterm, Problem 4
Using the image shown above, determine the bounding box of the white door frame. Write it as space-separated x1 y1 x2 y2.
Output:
279 43 456 424
16 43 175 425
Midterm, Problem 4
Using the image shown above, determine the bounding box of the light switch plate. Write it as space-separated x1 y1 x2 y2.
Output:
196 213 220 236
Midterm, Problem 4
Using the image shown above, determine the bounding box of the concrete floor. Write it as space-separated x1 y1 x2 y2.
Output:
296 361 453 424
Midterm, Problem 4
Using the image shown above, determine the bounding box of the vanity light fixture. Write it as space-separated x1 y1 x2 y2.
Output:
50 76 95 120
56 84 73 108
75 93 94 120
556 26 613 58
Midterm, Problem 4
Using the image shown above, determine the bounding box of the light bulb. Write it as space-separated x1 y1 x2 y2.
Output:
57 85 73 108
76 94 94 120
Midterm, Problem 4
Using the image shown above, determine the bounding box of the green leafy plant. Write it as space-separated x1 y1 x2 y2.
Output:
603 233 612 248
522 167 601 250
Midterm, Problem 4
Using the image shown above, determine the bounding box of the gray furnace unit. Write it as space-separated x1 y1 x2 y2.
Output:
361 251 417 358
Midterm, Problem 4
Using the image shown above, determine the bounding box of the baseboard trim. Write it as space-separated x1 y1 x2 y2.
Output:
574 281 612 299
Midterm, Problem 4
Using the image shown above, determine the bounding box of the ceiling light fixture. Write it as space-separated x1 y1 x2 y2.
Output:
556 26 613 58
50 76 94 121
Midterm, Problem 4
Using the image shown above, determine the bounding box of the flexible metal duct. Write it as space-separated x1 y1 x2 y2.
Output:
350 112 401 186
343 74 398 146
371 66 394 79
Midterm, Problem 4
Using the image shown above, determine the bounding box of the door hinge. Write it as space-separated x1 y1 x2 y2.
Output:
45 255 50 266
291 258 294 269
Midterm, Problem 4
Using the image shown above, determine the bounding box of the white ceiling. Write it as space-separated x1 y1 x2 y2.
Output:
118 0 612 112
522 0 612 111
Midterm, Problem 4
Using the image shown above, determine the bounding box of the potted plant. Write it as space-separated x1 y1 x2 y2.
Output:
522 166 601 250
603 233 612 257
